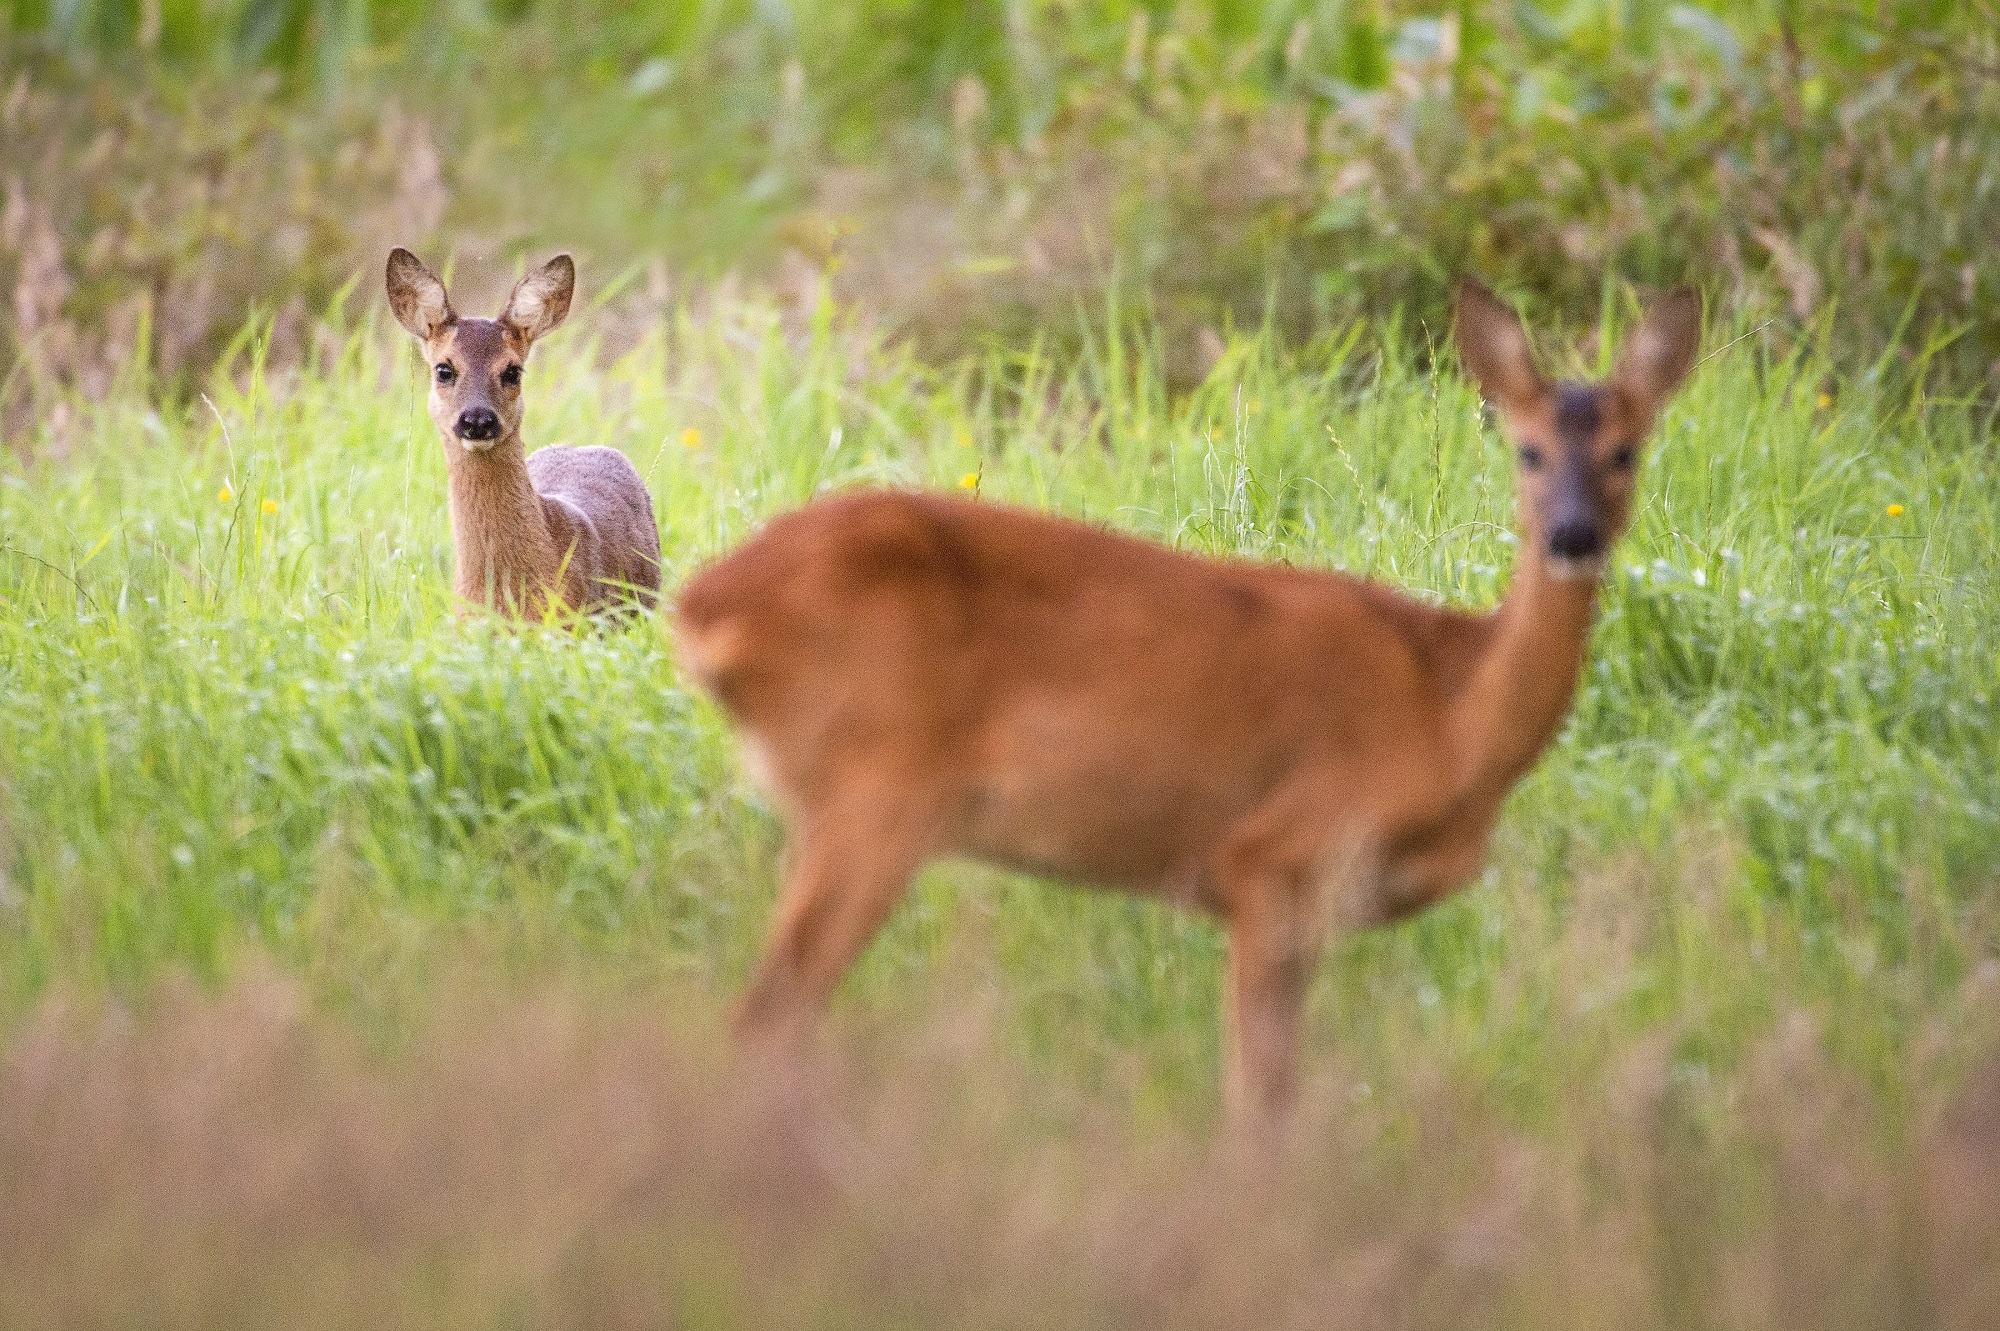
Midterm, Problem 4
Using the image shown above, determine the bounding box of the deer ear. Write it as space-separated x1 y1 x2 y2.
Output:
386 247 454 341
1453 281 1546 417
500 254 575 344
1612 287 1701 418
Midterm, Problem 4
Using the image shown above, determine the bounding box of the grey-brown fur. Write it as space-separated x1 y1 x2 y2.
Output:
386 247 662 618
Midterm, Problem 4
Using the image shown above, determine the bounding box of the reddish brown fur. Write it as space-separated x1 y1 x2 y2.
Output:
678 282 1699 1118
386 248 662 618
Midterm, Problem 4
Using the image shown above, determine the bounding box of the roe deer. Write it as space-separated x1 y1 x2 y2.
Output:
677 282 1699 1118
387 248 661 617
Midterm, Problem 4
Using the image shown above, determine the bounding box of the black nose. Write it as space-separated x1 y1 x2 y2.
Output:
1548 520 1604 561
454 407 500 441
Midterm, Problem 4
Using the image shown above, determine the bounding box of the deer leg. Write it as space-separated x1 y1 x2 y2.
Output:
1222 884 1319 1126
733 792 936 1039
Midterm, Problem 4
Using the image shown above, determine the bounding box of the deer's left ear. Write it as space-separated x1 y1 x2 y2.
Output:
1454 281 1549 421
1611 287 1701 419
386 247 454 341
500 254 575 345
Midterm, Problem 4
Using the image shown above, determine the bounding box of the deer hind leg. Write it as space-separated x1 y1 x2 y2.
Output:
733 786 939 1040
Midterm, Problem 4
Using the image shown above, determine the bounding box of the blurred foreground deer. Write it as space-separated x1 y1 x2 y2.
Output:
387 248 661 617
678 283 1699 1119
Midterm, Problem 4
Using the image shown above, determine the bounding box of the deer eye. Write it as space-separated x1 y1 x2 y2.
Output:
500 364 523 387
1518 444 1544 470
434 363 456 385
1610 445 1637 470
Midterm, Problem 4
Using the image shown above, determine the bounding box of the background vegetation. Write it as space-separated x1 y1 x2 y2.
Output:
4 0 1998 411
4 3 2000 1327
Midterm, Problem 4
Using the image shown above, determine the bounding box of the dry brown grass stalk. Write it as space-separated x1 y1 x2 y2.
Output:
2 949 1997 1331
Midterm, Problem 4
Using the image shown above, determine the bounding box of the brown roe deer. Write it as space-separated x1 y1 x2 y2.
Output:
387 248 661 617
677 282 1699 1117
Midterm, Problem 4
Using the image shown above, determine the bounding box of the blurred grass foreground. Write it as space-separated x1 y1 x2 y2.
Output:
5 3 2000 1329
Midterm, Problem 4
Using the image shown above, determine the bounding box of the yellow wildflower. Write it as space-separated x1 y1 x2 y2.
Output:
954 430 973 449
217 484 233 504
681 427 702 449
1817 392 1833 409
261 498 279 515
958 471 979 490
1886 504 1905 517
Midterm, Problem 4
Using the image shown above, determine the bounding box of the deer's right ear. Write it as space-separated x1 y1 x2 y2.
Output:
1453 281 1546 417
386 247 454 341
499 253 575 345
1611 286 1701 421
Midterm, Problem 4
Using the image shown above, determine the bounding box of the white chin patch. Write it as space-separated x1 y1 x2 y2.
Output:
461 437 498 454
738 734 776 793
1547 554 1606 583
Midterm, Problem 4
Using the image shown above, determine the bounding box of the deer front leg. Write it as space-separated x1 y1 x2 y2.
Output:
733 789 937 1040
1221 879 1320 1126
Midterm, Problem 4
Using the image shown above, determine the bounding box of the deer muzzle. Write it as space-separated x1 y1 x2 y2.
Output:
1544 464 1605 579
454 406 502 448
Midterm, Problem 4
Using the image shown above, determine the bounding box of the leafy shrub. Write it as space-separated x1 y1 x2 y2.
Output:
2 1 1996 407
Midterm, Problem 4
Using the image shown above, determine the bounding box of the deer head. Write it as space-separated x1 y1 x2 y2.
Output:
385 248 575 452
1455 281 1700 580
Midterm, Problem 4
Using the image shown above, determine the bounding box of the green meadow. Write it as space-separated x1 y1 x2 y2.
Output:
6 290 1999 1325
11 291 2000 964
5 0 2000 1324
7 291 1995 1037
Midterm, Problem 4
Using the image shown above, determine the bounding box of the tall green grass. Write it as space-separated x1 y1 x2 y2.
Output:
3 287 1996 1110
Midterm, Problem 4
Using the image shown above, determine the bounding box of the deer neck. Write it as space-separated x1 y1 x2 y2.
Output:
442 430 560 607
1444 543 1601 805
